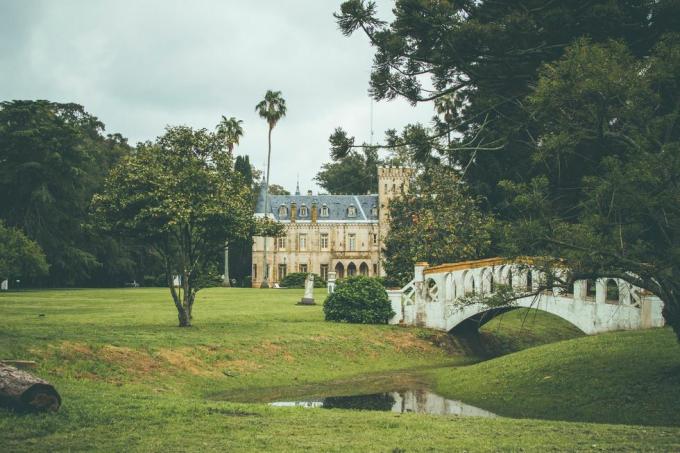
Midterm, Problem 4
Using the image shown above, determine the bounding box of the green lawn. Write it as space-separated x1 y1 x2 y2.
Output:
429 327 680 427
1 288 679 452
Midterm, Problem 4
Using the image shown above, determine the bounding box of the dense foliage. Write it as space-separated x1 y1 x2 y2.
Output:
383 168 495 286
324 276 394 324
93 124 255 326
0 100 139 286
227 155 256 287
0 221 48 284
279 272 326 288
498 36 680 338
335 0 680 340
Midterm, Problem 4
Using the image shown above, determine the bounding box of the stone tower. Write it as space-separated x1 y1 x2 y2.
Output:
377 166 414 272
378 166 413 225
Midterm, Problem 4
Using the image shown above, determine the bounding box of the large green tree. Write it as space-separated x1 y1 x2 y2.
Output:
333 0 680 206
383 168 495 286
216 116 245 287
335 1 680 339
255 90 287 288
229 154 255 286
93 124 254 327
0 100 132 286
499 37 680 339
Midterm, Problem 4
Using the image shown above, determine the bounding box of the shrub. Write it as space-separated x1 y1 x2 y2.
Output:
279 272 326 288
323 276 394 324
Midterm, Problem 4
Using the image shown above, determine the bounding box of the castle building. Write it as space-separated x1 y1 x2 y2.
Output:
251 166 412 287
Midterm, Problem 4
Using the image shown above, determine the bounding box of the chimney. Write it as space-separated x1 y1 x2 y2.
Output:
307 190 313 196
311 201 318 223
290 202 297 223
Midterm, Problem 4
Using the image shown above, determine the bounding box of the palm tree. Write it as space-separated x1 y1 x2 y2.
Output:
217 116 244 154
216 116 244 287
255 90 287 288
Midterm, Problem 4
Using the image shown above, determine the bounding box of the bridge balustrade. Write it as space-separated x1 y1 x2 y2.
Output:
386 258 664 334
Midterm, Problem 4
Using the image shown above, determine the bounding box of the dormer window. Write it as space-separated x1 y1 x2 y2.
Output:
371 205 378 217
278 205 288 217
347 205 357 218
321 204 329 217
299 204 308 217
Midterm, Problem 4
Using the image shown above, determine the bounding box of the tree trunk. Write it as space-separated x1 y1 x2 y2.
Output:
178 307 191 327
261 126 272 288
0 364 61 412
223 243 231 287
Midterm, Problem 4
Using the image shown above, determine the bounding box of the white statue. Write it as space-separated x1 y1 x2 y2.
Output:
1 279 8 291
299 273 316 305
327 271 337 294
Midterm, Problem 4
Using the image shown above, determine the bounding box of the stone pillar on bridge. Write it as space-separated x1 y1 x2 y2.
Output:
414 262 428 283
595 278 607 304
574 280 587 303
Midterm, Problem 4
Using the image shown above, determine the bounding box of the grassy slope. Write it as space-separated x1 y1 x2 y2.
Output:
429 327 680 427
0 288 678 452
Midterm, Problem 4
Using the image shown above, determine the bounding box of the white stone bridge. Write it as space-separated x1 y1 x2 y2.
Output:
386 258 665 334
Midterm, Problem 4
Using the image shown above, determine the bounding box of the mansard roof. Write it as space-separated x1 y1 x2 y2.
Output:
255 184 378 222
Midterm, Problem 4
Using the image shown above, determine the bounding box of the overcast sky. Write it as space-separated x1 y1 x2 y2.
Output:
0 0 433 192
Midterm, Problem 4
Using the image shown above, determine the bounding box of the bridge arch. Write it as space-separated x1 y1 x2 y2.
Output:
444 296 595 335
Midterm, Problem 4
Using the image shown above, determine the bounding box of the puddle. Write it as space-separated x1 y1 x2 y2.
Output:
270 389 495 417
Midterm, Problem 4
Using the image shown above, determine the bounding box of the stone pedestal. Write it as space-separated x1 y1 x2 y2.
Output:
298 274 316 305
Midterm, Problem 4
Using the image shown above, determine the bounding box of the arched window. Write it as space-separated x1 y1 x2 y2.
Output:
347 205 357 217
371 205 378 217
606 279 620 304
299 204 308 217
321 204 329 217
426 278 438 302
278 205 288 217
359 262 369 276
586 279 597 299
347 262 357 276
335 262 345 279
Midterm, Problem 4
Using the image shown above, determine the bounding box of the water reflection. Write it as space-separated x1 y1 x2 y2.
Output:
270 389 495 417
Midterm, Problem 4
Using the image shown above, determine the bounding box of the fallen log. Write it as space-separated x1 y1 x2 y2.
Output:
0 364 61 412
0 360 38 370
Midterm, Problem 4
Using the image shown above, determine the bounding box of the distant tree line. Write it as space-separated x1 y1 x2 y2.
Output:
0 100 267 289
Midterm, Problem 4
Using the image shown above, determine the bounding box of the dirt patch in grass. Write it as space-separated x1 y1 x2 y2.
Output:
217 359 263 375
157 348 215 377
379 331 438 353
252 340 295 363
47 341 95 359
99 345 157 374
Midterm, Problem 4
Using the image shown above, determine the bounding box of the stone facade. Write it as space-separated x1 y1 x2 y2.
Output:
251 166 412 287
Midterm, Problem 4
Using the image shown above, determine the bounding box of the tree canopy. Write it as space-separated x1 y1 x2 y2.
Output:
383 168 495 286
93 124 255 326
0 100 134 286
335 0 680 339
0 222 49 284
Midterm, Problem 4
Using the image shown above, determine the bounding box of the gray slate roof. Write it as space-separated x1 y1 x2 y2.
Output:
255 183 378 222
